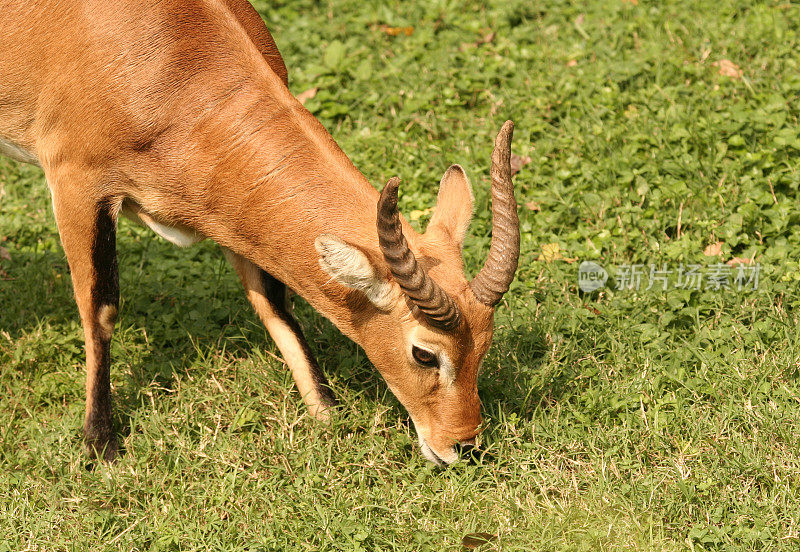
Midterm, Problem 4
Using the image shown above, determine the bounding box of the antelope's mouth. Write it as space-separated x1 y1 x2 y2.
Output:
420 439 454 466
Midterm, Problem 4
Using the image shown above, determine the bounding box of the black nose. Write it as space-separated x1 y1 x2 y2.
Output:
454 443 483 464
456 443 474 455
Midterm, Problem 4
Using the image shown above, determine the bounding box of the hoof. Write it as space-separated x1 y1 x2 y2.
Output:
308 394 339 423
84 427 119 462
85 437 119 462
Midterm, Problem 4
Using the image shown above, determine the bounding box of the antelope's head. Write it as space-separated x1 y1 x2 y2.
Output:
316 122 520 464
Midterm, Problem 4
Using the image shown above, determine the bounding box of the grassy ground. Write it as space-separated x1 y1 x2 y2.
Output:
2 0 800 550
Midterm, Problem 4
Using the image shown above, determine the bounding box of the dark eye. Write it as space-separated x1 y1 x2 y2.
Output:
412 346 439 368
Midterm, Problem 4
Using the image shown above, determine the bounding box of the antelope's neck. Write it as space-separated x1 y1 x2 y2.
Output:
170 86 385 340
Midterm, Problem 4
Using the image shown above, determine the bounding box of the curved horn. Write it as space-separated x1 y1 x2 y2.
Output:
377 177 461 331
470 120 520 307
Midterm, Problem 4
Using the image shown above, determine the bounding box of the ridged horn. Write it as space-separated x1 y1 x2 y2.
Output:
470 120 520 307
377 177 461 331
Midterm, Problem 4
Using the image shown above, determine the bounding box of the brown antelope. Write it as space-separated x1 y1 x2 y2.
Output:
0 0 520 465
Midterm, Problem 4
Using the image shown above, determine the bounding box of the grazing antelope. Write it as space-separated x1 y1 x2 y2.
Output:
0 0 520 465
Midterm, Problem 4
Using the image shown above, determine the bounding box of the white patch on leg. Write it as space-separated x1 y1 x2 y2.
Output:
264 316 330 420
97 304 118 341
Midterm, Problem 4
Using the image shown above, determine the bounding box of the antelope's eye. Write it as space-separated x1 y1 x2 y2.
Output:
412 346 438 368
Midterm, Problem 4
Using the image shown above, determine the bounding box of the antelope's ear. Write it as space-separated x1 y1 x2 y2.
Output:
315 234 395 310
427 164 474 248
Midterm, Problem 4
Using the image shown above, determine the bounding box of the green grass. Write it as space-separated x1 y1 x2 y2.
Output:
2 0 800 550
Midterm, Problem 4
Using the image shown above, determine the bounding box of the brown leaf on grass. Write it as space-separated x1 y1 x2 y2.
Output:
296 87 318 105
462 533 496 549
476 31 495 45
703 241 723 256
377 25 414 36
525 200 541 212
566 59 578 67
726 256 755 266
460 31 495 51
712 59 743 79
0 246 10 280
510 154 532 176
622 0 638 5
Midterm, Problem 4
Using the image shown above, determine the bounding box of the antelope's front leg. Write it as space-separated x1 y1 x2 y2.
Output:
224 250 336 418
49 175 120 461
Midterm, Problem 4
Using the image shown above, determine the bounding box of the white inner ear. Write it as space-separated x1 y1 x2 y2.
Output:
315 234 395 311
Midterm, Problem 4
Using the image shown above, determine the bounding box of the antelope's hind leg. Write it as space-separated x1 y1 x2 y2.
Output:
49 175 120 461
224 250 336 418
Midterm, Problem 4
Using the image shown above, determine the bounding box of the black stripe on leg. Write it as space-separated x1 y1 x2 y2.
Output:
260 271 337 407
91 199 119 311
85 199 119 460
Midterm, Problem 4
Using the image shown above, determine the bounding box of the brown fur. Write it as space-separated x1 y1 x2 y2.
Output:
0 0 503 464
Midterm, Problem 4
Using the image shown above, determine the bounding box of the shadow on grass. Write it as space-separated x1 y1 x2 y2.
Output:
480 321 549 419
1 246 582 447
0 249 76 331
479 310 607 423
0 245 391 433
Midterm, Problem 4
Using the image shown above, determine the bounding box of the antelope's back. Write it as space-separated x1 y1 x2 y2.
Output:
0 0 289 170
